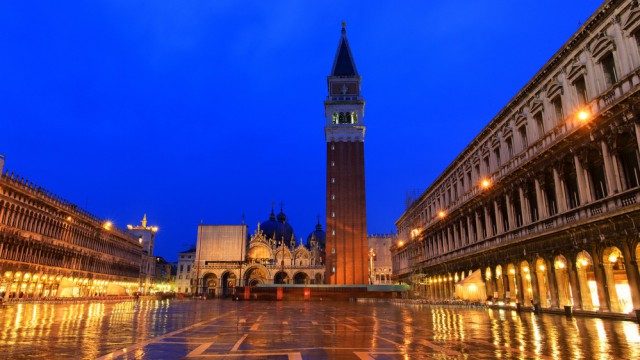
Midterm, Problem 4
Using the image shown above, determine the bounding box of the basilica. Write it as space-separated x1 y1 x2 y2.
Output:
179 206 326 297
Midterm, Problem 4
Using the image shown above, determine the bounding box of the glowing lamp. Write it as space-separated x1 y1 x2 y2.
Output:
577 110 590 122
580 259 588 267
539 265 546 271
481 179 491 189
609 253 618 264
523 266 529 273
438 210 446 219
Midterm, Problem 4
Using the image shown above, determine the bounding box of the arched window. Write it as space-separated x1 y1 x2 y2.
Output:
352 112 358 124
332 112 338 124
339 112 345 123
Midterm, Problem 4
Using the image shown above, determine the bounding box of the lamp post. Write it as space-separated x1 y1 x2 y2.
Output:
195 221 203 298
369 247 376 285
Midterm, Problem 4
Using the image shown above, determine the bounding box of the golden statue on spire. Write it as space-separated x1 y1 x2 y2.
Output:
141 214 147 228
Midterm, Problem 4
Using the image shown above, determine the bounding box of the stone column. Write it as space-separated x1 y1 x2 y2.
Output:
484 206 493 237
577 266 594 311
515 271 525 305
620 240 640 310
502 273 510 301
553 167 566 213
573 154 589 204
491 277 498 299
634 122 640 156
601 140 618 195
546 259 560 308
529 267 541 306
505 193 515 229
467 215 475 244
494 200 503 234
534 178 547 219
603 262 623 312
519 186 530 225
475 211 483 241
590 245 611 312
567 260 582 309
485 272 493 298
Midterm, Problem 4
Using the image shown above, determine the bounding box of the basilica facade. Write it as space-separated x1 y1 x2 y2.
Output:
393 0 640 315
190 207 326 297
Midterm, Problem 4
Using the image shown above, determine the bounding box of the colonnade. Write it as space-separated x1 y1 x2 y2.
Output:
424 239 640 313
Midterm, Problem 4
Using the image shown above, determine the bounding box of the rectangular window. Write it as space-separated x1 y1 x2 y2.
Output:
331 161 335 167
518 126 528 149
331 178 335 183
601 52 618 87
574 76 588 105
187 265 191 273
332 247 336 254
332 266 336 273
483 157 490 173
331 212 335 217
331 194 335 200
493 147 501 167
331 229 335 235
534 112 545 138
180 265 184 272
552 96 564 123
506 137 513 157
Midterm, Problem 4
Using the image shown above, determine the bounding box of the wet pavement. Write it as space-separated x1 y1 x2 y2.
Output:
0 299 640 359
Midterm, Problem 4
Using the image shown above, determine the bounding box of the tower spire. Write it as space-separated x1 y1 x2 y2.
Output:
331 22 358 77
141 214 147 228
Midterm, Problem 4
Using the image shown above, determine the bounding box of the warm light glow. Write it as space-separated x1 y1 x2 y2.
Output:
509 268 515 275
66 216 72 221
609 253 618 264
4 271 11 278
103 221 113 230
539 265 546 271
525 274 531 281
411 228 420 238
577 110 590 122
151 226 159 232
523 266 529 273
127 225 133 230
580 259 588 267
481 179 491 189
557 261 565 269
23 273 30 279
438 210 446 219
398 241 404 247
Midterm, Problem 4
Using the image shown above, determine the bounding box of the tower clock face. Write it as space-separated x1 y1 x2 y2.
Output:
331 82 356 96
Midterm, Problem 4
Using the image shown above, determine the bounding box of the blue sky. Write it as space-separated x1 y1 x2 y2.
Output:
1 1 604 261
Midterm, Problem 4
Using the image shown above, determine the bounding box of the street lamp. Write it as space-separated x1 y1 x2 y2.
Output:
368 248 376 285
481 179 491 189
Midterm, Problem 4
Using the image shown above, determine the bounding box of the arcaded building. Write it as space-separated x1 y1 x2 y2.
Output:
325 23 368 285
193 207 325 297
393 0 640 314
0 157 142 299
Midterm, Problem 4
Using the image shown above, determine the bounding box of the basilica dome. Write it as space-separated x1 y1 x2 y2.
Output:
260 207 295 244
307 221 326 247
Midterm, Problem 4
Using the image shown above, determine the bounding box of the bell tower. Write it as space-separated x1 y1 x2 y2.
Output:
324 22 368 285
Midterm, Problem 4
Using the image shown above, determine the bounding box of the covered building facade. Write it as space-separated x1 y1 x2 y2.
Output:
193 207 325 297
393 0 640 314
0 160 142 300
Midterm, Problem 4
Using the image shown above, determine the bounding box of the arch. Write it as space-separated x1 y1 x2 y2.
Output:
495 265 504 300
338 112 345 124
274 271 289 284
221 271 237 297
535 258 551 308
602 246 632 313
576 250 599 310
293 272 310 285
520 261 533 306
244 266 268 287
202 273 218 297
554 255 573 307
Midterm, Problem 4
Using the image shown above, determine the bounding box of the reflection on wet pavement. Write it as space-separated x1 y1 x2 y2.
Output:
0 299 639 359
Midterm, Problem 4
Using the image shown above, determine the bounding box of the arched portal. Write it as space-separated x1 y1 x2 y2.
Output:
274 271 289 284
603 247 632 313
520 261 533 306
221 272 236 297
202 273 218 298
554 255 573 306
293 272 310 284
576 250 599 310
244 267 268 287
536 258 550 308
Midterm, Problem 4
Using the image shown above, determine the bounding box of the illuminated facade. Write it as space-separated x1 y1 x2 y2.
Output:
193 208 326 297
368 234 395 285
393 0 640 314
0 159 142 300
325 23 368 284
127 214 158 295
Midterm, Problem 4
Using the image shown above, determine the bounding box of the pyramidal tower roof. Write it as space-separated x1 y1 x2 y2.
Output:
330 22 358 77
